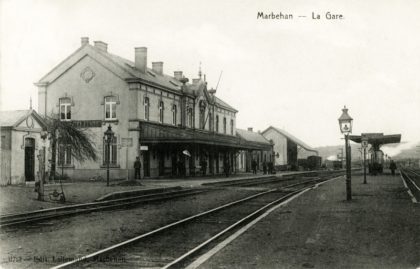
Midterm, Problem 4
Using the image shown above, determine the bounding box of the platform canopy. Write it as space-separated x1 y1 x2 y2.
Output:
349 133 401 149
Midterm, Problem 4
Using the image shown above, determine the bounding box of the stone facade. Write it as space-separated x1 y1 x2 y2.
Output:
35 37 249 180
0 110 47 185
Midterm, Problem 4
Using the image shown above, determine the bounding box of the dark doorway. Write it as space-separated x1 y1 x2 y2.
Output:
171 151 177 176
24 138 35 181
216 153 219 174
209 152 214 175
158 150 165 176
143 151 150 177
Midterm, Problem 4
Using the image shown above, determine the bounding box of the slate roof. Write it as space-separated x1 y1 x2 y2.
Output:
236 128 271 145
214 96 237 112
262 126 317 152
0 109 46 129
0 110 32 127
36 42 237 112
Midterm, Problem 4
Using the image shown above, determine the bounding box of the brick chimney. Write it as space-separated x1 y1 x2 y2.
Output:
174 71 183 81
248 127 253 132
94 41 108 52
152 62 163 75
81 37 89 46
135 47 147 73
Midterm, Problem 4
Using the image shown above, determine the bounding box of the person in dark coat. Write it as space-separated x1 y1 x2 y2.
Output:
252 159 257 174
201 158 207 176
268 161 273 174
389 160 397 176
134 156 141 180
262 161 267 174
224 159 230 177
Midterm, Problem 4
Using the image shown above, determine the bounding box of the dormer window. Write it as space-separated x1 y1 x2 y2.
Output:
59 98 71 120
105 96 117 120
159 101 164 123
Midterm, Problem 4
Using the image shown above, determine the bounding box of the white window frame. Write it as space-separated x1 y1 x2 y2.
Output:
105 96 117 120
59 98 71 121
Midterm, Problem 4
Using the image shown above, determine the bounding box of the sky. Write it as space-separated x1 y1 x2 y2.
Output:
1 0 419 149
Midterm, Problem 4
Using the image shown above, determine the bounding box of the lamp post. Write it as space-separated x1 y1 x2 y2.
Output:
361 137 368 184
104 125 114 186
338 106 353 201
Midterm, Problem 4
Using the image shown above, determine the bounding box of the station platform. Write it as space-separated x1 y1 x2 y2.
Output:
0 172 289 215
194 171 420 269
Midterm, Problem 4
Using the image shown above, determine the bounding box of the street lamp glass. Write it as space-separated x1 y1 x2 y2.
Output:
338 106 353 134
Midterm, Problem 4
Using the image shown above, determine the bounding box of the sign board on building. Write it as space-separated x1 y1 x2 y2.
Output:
140 145 148 151
121 138 133 147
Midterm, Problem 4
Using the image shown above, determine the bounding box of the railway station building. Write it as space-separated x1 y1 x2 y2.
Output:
35 37 270 180
0 109 47 185
236 128 274 172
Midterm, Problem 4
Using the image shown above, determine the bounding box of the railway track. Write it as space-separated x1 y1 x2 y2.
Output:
52 174 342 269
400 167 420 202
204 171 344 187
0 187 208 228
0 172 343 229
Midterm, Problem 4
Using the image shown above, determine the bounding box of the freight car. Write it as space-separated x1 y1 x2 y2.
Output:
307 155 322 170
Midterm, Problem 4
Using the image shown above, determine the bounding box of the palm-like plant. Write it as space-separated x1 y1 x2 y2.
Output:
44 114 98 180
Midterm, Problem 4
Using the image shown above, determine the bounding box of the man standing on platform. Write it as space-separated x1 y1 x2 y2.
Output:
252 159 257 174
389 160 397 176
134 156 141 180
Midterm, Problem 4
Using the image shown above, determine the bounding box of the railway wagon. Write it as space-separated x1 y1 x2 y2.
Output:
369 150 384 174
307 155 322 170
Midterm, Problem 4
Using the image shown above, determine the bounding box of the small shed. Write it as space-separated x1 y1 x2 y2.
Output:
262 126 318 169
0 109 47 185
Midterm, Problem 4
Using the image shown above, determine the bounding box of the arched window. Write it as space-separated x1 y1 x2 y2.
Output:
59 98 71 120
188 107 193 128
209 111 213 131
230 119 234 135
215 115 219 133
223 117 227 134
172 104 177 125
199 101 206 130
105 96 117 120
144 97 149 121
159 101 164 123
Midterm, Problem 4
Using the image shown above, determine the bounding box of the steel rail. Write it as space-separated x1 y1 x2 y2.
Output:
50 177 333 269
0 188 207 228
401 168 420 192
161 187 307 269
167 175 342 269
